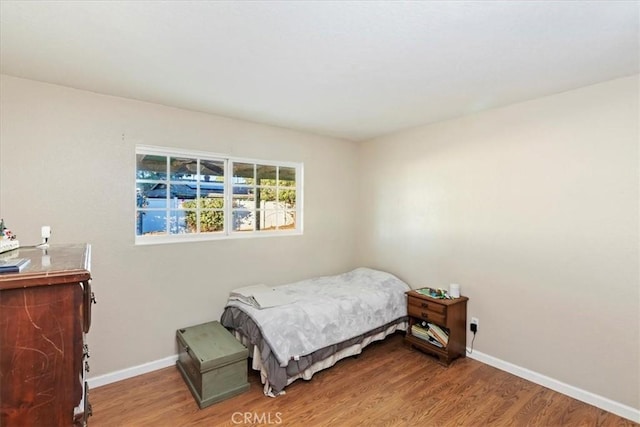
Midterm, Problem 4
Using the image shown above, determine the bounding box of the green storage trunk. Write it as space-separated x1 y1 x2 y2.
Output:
176 321 249 408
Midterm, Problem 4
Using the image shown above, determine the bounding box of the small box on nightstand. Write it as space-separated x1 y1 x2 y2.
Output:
176 321 249 408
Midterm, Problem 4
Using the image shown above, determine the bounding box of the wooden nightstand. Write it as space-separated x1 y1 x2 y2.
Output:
404 290 468 365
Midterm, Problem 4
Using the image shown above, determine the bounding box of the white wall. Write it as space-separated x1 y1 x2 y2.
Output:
2 73 638 414
356 75 639 409
0 75 360 377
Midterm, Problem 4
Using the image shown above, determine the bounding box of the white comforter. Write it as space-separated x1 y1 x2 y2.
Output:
225 267 410 367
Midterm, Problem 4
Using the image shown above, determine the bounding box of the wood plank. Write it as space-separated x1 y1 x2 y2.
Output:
89 333 636 426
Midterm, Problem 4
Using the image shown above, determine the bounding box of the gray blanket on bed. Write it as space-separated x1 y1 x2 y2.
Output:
224 267 410 367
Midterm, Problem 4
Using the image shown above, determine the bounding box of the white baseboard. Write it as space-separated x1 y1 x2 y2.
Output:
467 348 640 423
87 355 178 389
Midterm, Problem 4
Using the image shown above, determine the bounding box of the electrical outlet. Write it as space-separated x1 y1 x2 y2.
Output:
470 317 479 333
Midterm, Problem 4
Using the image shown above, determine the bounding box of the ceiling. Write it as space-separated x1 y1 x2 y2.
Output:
1 1 638 141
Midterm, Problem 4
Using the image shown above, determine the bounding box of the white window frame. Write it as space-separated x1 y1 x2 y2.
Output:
135 145 303 245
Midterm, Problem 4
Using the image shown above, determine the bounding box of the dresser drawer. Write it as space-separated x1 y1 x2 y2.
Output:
407 296 447 324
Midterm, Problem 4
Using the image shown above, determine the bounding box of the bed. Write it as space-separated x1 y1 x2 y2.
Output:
220 267 410 396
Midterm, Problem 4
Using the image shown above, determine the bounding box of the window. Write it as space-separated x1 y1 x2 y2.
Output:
135 146 302 244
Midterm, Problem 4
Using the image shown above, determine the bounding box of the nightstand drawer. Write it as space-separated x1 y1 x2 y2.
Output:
408 296 446 314
407 303 446 325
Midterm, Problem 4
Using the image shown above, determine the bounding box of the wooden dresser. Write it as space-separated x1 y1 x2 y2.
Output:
0 244 94 426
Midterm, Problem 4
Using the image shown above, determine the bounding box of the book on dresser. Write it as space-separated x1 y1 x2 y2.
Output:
0 258 30 273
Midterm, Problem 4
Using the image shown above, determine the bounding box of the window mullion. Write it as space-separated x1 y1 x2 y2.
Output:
165 156 171 236
275 167 280 230
196 158 201 234
228 159 233 236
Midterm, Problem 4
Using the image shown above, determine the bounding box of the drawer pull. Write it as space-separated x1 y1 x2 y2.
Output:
421 312 429 319
421 303 428 309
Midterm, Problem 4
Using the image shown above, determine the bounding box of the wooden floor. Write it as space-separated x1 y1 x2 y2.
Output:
89 333 635 427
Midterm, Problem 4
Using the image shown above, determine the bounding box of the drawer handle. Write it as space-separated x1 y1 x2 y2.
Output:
421 303 428 309
421 312 429 319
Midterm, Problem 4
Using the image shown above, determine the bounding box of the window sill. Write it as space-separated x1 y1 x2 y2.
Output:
135 229 303 246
